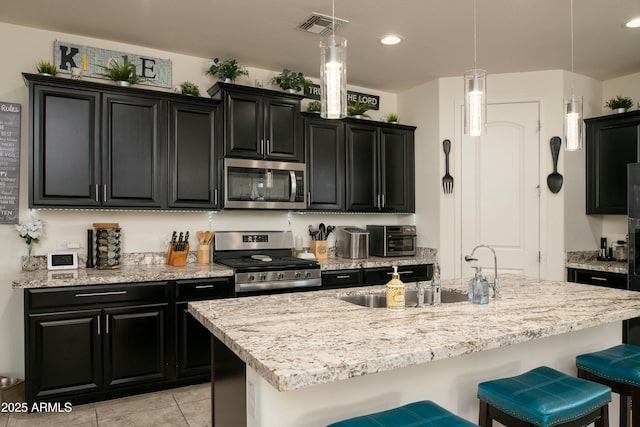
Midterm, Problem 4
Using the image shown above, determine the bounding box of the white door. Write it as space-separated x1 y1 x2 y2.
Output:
461 102 540 279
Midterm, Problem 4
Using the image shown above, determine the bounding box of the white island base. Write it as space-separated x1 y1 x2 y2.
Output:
246 322 622 427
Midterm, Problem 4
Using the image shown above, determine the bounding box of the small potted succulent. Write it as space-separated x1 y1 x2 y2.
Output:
206 58 249 82
270 69 312 93
96 58 146 86
307 100 321 113
347 100 370 119
36 60 57 76
605 95 633 113
386 113 399 124
179 81 200 96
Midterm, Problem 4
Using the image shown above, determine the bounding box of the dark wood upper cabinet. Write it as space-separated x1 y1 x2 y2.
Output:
345 120 415 213
31 85 101 207
586 110 640 214
304 114 345 210
208 82 304 162
102 93 165 208
168 101 219 209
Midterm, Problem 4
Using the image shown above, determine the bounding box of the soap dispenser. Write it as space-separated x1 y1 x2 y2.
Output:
468 266 489 304
386 266 405 312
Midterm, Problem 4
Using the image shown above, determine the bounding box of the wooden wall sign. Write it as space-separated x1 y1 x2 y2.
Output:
53 40 172 89
304 84 380 110
0 102 21 224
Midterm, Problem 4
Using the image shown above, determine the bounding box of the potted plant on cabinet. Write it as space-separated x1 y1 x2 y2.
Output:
386 113 399 124
179 81 200 96
307 100 321 113
36 60 57 76
270 69 312 93
96 58 146 86
347 100 370 119
206 58 249 82
605 95 633 113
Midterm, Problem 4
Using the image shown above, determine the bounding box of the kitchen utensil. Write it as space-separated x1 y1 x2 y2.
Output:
546 136 563 194
442 139 454 194
319 223 326 240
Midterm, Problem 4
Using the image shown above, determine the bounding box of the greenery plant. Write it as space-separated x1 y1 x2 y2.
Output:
96 59 146 84
36 60 57 75
307 100 321 112
270 69 312 92
206 58 249 81
605 95 633 110
180 81 200 96
386 113 399 123
347 100 370 118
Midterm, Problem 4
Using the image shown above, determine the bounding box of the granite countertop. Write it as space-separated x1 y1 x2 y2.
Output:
11 250 437 289
188 274 640 392
566 251 628 274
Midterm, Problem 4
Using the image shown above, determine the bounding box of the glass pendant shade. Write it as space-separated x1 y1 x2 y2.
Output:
564 95 583 151
320 35 347 119
464 69 487 136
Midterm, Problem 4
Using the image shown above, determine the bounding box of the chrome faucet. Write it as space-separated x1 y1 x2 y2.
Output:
465 245 500 299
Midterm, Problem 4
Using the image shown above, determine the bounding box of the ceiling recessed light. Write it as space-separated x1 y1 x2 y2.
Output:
625 17 640 28
380 35 403 45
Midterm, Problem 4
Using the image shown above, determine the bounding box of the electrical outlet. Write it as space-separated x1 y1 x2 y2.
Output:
67 242 80 249
55 240 68 250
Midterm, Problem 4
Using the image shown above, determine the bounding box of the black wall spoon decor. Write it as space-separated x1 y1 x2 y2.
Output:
547 136 564 193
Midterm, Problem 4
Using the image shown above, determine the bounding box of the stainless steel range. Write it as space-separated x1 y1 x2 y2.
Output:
214 231 321 294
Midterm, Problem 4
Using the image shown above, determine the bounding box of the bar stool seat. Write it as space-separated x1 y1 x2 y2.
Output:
327 400 478 427
576 344 640 427
477 366 611 427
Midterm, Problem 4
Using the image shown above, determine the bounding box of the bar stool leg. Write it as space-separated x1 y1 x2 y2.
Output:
632 391 640 427
597 404 609 427
479 400 491 427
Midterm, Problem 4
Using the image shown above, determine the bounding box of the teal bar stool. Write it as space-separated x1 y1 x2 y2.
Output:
477 366 611 427
327 400 478 427
576 344 640 427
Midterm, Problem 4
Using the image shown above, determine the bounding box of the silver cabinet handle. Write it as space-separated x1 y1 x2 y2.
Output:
590 276 608 281
195 285 214 289
377 194 381 208
382 194 386 208
386 271 414 275
336 275 351 279
75 290 128 297
260 139 264 155
97 315 101 336
103 184 107 202
266 140 271 154
95 184 99 202
106 314 110 334
214 189 218 206
307 192 311 207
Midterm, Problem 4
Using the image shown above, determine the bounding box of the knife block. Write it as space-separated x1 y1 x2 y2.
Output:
166 243 189 266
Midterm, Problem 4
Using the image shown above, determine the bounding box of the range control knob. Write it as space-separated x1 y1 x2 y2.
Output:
248 275 255 282
305 271 312 278
259 274 267 281
277 272 284 280
294 271 302 279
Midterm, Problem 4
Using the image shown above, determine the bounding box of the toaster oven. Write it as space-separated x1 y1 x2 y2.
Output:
367 225 417 257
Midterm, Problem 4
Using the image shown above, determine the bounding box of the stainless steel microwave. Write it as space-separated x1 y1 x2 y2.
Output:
223 158 306 209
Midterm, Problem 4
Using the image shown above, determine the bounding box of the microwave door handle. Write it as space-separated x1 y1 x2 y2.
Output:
289 171 297 202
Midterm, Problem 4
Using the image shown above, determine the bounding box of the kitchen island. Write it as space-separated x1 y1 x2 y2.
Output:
189 275 640 426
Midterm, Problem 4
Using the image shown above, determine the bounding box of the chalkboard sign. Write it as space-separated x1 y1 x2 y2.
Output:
0 102 21 224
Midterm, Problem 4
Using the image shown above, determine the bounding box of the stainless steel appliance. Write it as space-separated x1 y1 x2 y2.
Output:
214 230 321 294
223 158 306 209
367 225 417 257
335 227 369 259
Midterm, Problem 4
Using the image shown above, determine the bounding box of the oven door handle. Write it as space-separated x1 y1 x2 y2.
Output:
289 171 297 202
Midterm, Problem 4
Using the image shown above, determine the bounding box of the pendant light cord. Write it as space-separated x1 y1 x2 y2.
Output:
332 0 335 37
473 0 477 69
570 0 575 94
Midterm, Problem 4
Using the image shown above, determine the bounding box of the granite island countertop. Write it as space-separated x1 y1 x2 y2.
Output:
188 274 640 392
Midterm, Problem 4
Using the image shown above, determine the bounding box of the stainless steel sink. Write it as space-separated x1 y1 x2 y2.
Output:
338 289 467 308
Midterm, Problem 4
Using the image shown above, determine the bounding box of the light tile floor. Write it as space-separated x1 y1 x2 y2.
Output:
2 382 211 427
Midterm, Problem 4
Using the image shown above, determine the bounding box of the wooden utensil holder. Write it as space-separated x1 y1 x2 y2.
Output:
197 244 210 265
310 240 328 259
166 243 189 266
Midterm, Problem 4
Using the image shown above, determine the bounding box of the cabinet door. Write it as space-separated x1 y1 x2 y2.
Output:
31 85 100 207
176 302 211 378
305 117 345 210
586 113 640 214
225 92 263 158
102 94 165 208
380 128 415 212
27 309 102 401
346 123 379 211
168 101 219 208
264 96 302 161
103 304 168 388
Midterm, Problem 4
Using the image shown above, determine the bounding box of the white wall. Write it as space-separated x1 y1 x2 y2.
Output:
0 22 403 378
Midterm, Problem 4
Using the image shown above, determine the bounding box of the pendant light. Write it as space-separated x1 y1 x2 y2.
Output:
319 0 347 119
564 0 583 151
464 0 486 137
